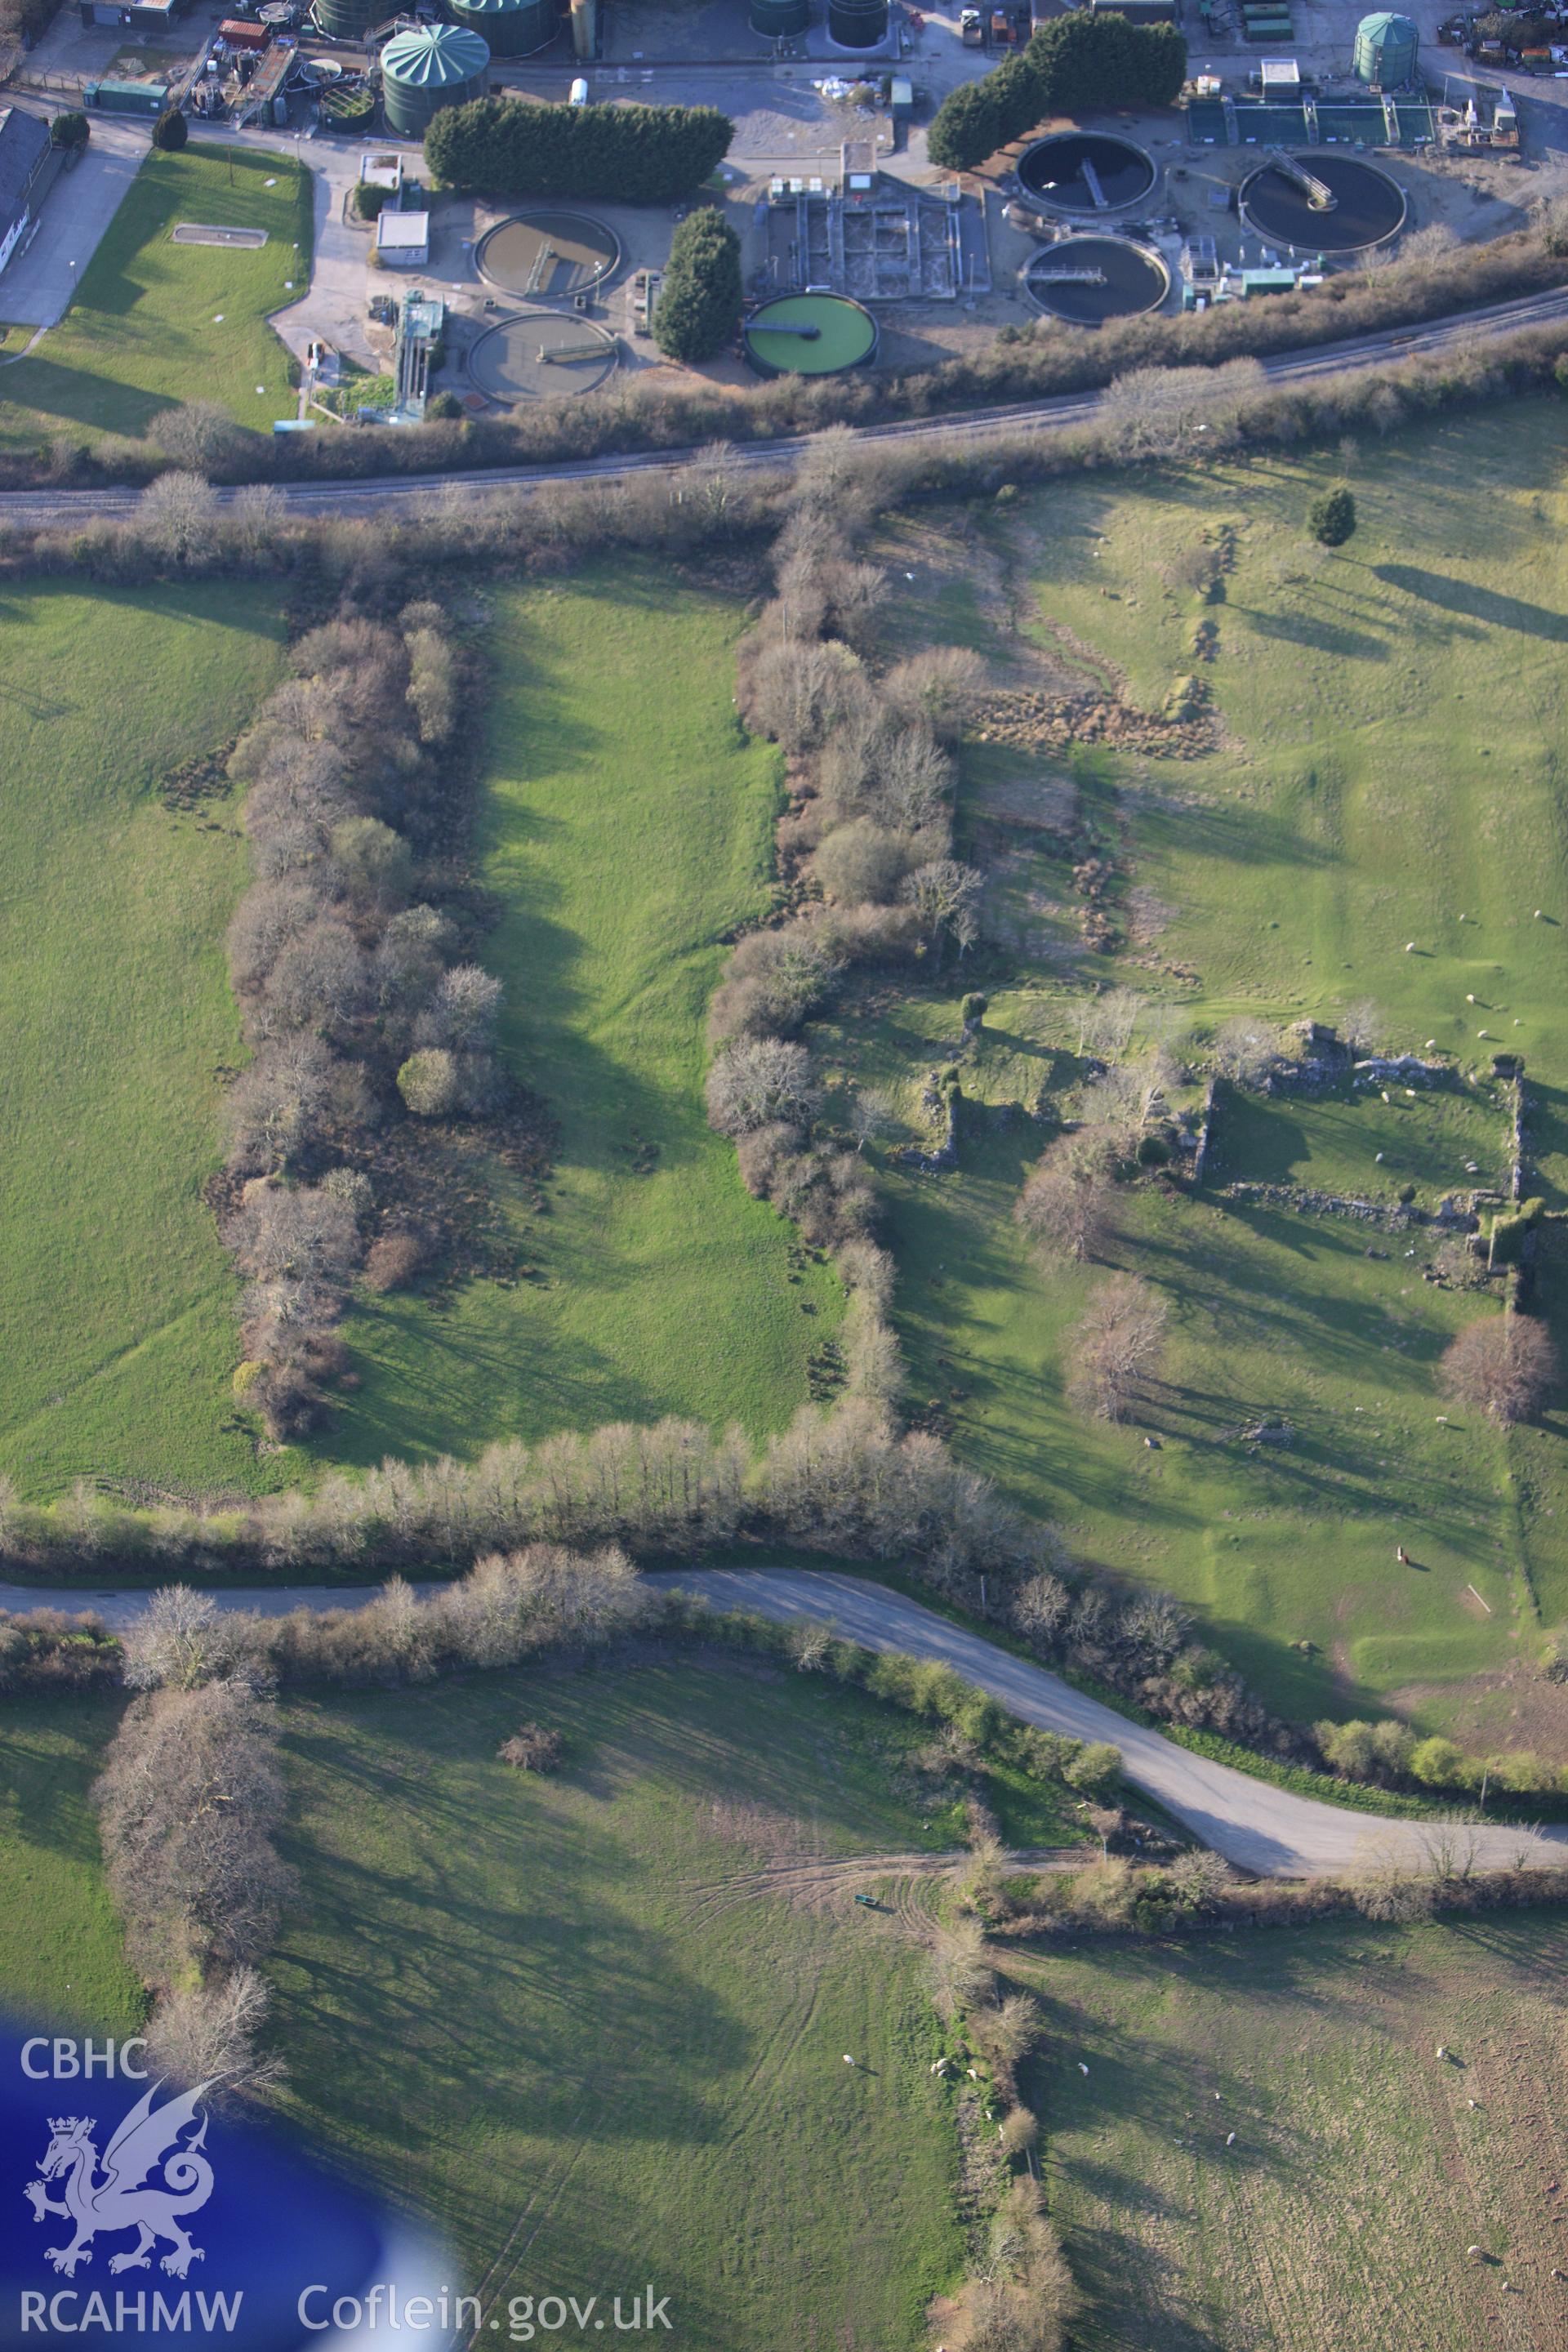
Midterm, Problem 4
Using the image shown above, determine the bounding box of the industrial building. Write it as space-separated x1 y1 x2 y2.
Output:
0 105 50 278
376 207 431 265
77 0 183 30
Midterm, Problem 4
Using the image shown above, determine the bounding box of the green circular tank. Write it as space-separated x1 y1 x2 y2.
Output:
314 0 382 39
1352 9 1418 86
448 0 559 58
750 0 810 35
381 23 489 136
743 292 878 376
827 0 886 45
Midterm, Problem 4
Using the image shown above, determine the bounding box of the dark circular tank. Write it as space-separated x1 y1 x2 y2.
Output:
827 0 888 46
751 0 811 31
1016 131 1156 215
1023 234 1170 323
1240 152 1405 253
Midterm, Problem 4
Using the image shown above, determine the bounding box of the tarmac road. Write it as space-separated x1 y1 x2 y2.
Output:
7 1563 1566 1879
2 279 1567 528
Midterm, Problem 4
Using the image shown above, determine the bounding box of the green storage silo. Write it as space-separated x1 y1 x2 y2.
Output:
448 0 559 58
1352 10 1419 87
314 0 383 41
381 23 490 136
751 0 810 35
828 0 886 42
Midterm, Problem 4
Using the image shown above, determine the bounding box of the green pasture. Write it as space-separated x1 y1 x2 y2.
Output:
1008 408 1568 1120
829 403 1568 1731
0 580 286 1499
0 1693 141 2032
1013 1909 1568 2352
327 567 843 1468
269 1660 972 2350
0 145 312 450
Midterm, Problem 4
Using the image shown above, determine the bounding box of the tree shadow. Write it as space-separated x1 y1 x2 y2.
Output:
1372 564 1568 644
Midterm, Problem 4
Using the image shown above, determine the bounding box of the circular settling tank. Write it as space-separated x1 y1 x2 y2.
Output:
474 210 620 298
1241 152 1405 252
1023 234 1169 323
1017 131 1156 215
742 292 878 376
467 310 617 402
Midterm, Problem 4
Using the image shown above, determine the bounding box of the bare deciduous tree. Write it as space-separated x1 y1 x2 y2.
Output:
929 1917 995 2016
226 880 330 996
229 482 286 561
1015 1129 1119 1263
121 1586 269 1695
737 637 859 751
403 626 456 746
1441 1313 1557 1424
223 1036 343 1174
682 439 744 525
1068 1273 1169 1423
229 1181 361 1280
1210 1015 1285 1089
143 1967 283 2096
261 913 369 1040
706 1038 821 1137
1166 1848 1232 1909
95 1682 292 1985
1084 1044 1182 1141
902 859 984 956
847 1084 897 1155
137 471 220 564
811 818 918 907
1100 359 1268 457
880 645 985 739
415 962 504 1053
149 403 245 474
1011 1570 1071 1650
707 925 844 1044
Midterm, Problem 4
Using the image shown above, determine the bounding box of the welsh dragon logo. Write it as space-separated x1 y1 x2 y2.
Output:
24 2079 216 2279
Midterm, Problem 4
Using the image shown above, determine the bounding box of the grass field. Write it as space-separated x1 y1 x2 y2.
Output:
268 1659 989 2350
0 1692 141 2033
0 145 312 450
327 566 844 1469
0 580 286 1499
806 401 1568 1738
1014 1910 1568 2352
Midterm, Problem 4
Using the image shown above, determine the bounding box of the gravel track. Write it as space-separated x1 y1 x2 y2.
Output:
8 1565 1566 1878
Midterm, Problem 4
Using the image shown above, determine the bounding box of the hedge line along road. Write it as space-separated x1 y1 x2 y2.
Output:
7 1563 1567 1879
3 283 1568 529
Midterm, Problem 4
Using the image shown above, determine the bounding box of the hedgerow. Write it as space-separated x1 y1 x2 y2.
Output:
424 96 733 204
